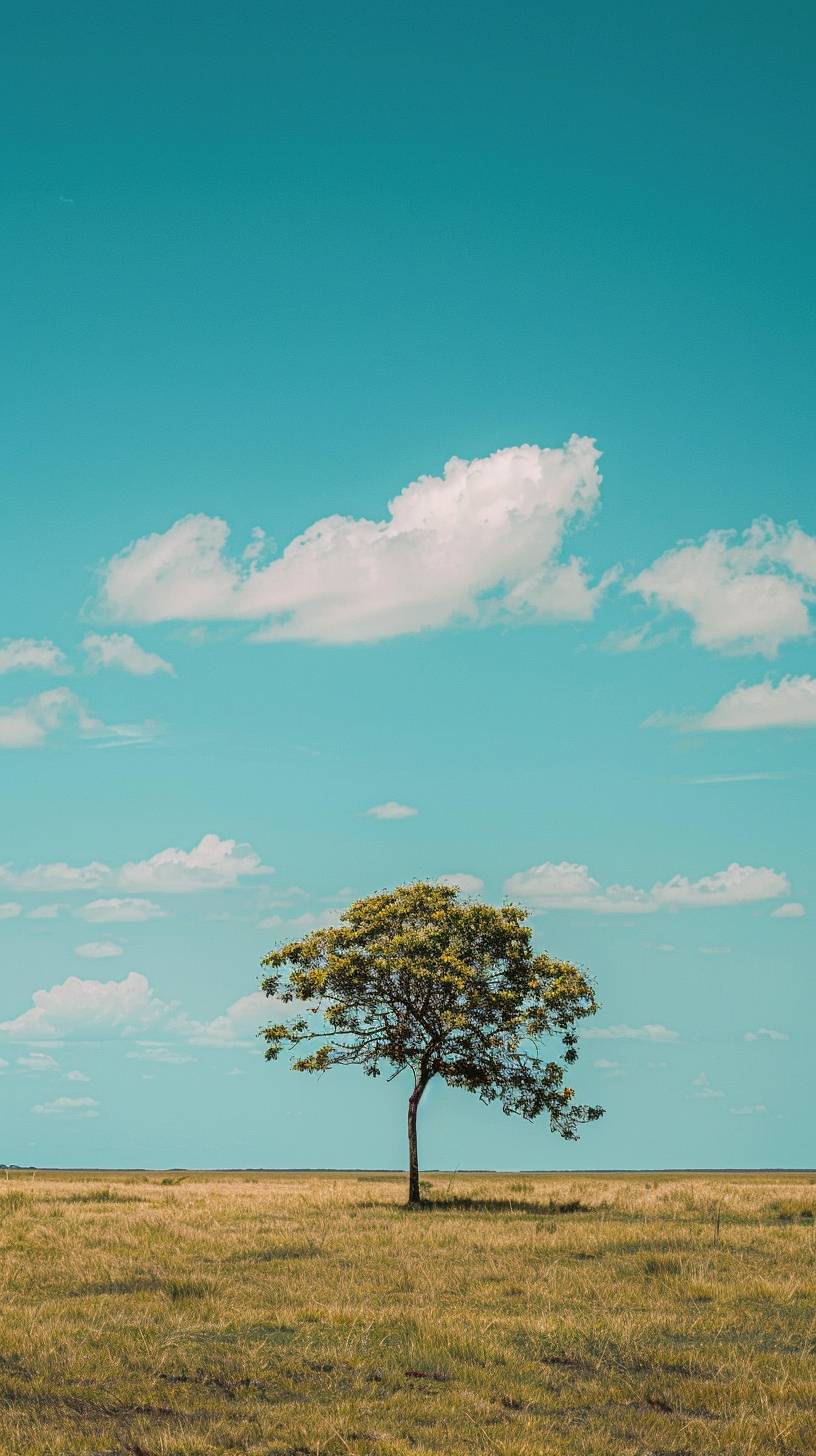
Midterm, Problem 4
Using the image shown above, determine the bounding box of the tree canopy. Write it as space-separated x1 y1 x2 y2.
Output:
261 881 603 1203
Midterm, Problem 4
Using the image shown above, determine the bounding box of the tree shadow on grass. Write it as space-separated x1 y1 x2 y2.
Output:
359 1196 595 1216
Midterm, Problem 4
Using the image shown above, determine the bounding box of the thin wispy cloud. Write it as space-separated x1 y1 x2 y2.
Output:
584 1024 679 1042
680 772 790 784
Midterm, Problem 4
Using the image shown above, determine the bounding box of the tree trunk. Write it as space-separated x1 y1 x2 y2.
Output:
407 1079 428 1206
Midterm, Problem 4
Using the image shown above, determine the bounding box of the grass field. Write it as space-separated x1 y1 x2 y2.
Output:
0 1169 813 1455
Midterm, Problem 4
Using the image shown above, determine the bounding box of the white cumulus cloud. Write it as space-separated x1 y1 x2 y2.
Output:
95 436 614 643
74 941 123 959
32 1096 98 1118
0 686 158 750
0 971 169 1040
0 903 21 920
770 902 805 918
365 801 418 820
693 675 816 731
0 833 271 896
628 518 816 657
503 860 788 913
174 991 268 1047
77 898 169 923
118 833 272 894
744 1027 789 1041
81 632 175 677
0 638 70 675
125 1042 194 1064
436 874 485 894
17 1051 59 1072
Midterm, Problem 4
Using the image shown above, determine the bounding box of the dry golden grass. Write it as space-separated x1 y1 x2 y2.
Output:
0 1168 813 1454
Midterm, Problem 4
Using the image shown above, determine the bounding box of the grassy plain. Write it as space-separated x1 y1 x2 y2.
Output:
0 1169 813 1455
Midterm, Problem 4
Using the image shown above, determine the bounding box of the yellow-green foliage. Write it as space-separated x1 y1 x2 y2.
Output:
0 1169 813 1454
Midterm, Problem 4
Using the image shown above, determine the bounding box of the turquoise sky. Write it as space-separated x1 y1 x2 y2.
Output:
1 2 813 1170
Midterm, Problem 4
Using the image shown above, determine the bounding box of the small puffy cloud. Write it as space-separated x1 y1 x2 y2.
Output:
628 519 816 657
744 1027 789 1042
258 886 308 910
175 990 267 1048
257 915 284 930
32 1095 98 1118
95 436 612 644
118 833 272 894
365 802 418 820
770 902 805 919
0 903 21 920
593 1058 623 1076
0 638 70 675
698 945 731 956
0 971 169 1039
691 1072 724 1100
436 874 485 895
26 904 63 919
75 941 123 959
730 1103 767 1116
692 675 816 732
125 1042 194 1064
0 688 76 749
503 860 789 913
0 833 271 896
584 1024 679 1042
0 686 158 750
77 898 168 924
17 1051 59 1072
0 859 111 894
81 632 175 677
286 908 345 931
65 1070 91 1082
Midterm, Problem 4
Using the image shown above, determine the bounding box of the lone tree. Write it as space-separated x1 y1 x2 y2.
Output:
260 882 603 1205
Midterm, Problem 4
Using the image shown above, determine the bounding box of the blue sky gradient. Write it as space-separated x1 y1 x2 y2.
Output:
1 2 813 1168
